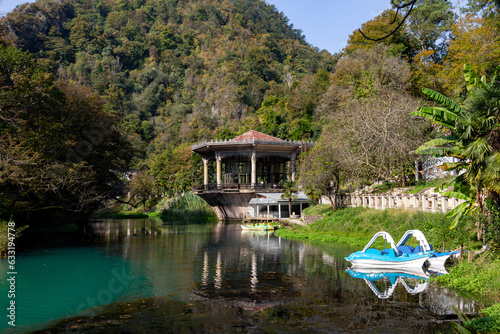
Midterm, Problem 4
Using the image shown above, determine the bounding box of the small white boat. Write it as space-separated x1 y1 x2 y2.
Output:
345 231 430 270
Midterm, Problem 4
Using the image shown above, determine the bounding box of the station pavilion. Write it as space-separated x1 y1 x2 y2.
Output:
191 130 315 220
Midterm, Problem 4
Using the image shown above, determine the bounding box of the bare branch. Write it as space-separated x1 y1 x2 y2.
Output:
358 0 416 42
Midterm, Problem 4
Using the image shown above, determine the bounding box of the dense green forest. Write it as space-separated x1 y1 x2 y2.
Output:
0 0 499 227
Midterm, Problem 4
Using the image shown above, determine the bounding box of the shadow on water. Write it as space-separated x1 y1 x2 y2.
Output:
0 219 482 333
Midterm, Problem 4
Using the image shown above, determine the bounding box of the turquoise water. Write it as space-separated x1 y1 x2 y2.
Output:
0 219 478 332
0 219 212 332
0 247 134 331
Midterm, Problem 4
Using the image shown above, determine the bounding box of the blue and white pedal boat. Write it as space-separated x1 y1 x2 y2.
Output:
396 229 459 270
345 231 430 270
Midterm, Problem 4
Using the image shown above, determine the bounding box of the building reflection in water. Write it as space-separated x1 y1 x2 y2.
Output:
202 252 209 286
251 252 258 292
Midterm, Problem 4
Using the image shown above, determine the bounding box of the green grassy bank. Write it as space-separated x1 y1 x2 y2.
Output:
277 205 478 250
277 205 500 332
160 192 217 222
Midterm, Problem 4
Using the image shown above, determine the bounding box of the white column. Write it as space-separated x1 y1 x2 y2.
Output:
203 157 209 187
216 152 222 189
431 195 438 212
251 149 256 189
442 196 448 212
291 151 297 182
278 204 281 218
421 195 427 211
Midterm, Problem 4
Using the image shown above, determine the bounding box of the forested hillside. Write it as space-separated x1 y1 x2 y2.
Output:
1 0 336 223
4 0 335 142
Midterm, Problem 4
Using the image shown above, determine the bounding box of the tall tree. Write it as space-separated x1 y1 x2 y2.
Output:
344 9 415 58
0 45 131 225
463 0 500 18
331 89 426 185
405 0 455 61
318 44 411 114
281 181 298 216
298 137 350 210
315 46 427 189
442 15 500 97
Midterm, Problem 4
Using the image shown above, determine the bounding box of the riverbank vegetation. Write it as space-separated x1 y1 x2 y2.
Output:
159 192 217 222
95 192 216 222
277 206 477 251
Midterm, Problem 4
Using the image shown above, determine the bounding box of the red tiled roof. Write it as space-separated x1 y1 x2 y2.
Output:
232 130 284 142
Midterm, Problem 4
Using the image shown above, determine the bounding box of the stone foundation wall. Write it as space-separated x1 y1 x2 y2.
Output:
196 192 259 220
303 215 324 225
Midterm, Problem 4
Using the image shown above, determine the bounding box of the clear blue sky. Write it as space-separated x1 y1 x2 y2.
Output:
266 0 392 53
0 0 392 54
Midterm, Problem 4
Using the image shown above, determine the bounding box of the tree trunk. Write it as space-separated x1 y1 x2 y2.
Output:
288 198 292 217
327 192 337 210
401 162 407 187
328 174 340 210
476 189 487 241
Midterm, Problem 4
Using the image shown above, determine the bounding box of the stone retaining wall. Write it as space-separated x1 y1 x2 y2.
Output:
303 215 324 225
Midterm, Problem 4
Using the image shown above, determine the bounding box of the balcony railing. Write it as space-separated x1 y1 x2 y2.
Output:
193 183 284 192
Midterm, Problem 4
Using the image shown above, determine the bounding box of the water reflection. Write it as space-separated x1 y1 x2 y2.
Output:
346 267 431 299
346 265 477 315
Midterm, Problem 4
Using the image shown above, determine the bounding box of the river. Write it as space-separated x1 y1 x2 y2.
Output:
0 218 479 333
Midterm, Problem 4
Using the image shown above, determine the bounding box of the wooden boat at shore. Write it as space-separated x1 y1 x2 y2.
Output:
345 231 430 270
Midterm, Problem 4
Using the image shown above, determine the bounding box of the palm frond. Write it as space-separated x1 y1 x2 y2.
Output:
441 191 472 201
463 137 491 162
440 161 466 172
415 137 462 156
483 152 500 193
463 63 487 92
411 106 458 129
446 201 477 229
421 87 466 114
